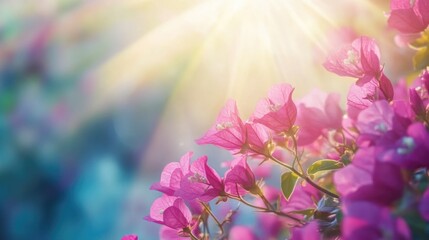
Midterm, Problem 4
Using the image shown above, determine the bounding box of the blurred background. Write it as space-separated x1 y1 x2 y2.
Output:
0 0 415 239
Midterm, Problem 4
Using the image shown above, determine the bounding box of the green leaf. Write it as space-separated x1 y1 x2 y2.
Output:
307 159 344 175
281 171 299 201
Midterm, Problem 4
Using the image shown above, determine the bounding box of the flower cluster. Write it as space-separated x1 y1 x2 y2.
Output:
124 0 429 239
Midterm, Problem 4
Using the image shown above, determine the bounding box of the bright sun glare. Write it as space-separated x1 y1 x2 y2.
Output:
68 0 387 170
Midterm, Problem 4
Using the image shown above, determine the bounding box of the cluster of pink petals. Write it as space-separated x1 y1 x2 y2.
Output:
252 83 297 134
145 195 196 237
135 9 429 238
150 152 222 201
388 0 429 34
295 90 343 145
323 37 382 84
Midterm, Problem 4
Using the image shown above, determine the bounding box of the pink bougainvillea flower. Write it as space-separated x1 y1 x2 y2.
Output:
342 200 411 240
409 88 425 117
295 90 343 145
252 83 297 134
388 0 429 34
355 100 394 146
244 122 271 156
145 195 194 234
291 221 320 240
151 152 223 201
229 226 259 240
159 226 189 240
323 36 382 84
381 122 429 170
335 147 404 205
224 155 258 195
346 77 391 120
121 235 138 240
196 100 246 153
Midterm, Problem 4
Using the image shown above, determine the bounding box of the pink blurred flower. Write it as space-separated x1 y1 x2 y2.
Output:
342 200 410 240
355 100 393 145
196 100 246 153
323 36 382 84
295 90 343 145
229 226 259 240
291 221 320 240
335 147 404 205
346 77 391 119
388 0 429 34
252 83 297 134
121 235 138 240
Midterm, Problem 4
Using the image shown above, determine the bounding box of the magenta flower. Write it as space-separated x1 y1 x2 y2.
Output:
145 195 194 235
159 225 199 240
355 100 393 145
342 200 410 240
224 155 258 195
121 235 138 240
346 77 390 119
388 0 429 34
295 90 343 145
291 221 320 240
252 83 297 134
151 152 223 201
196 100 246 153
335 147 404 205
323 36 381 84
244 122 271 156
381 122 429 170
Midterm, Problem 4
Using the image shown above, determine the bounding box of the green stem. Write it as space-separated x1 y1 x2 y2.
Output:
201 202 224 235
270 156 339 198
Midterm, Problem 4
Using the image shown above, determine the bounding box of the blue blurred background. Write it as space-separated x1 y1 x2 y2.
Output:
0 0 410 239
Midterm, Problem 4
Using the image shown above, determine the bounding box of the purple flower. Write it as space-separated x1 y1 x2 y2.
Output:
335 147 404 205
291 221 320 240
342 200 410 240
381 122 429 170
355 100 393 146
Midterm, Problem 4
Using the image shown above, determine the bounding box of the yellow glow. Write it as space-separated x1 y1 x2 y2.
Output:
59 0 389 170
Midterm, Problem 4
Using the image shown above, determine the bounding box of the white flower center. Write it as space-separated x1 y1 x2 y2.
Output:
188 173 207 183
343 50 360 66
397 137 415 155
216 122 233 130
